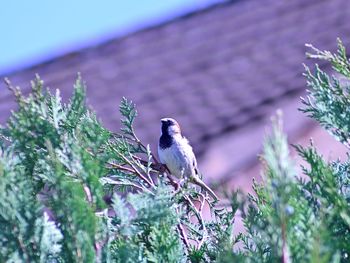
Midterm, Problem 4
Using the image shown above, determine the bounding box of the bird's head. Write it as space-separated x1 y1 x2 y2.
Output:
160 118 181 136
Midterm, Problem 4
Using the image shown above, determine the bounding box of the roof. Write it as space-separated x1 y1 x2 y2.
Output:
1 0 350 177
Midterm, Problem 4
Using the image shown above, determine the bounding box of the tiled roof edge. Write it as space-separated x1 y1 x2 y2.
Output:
1 0 244 77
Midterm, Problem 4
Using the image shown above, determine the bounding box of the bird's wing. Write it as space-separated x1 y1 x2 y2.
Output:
157 144 165 164
183 137 218 201
182 136 200 177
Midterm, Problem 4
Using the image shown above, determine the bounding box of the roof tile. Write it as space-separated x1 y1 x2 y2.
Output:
1 0 350 158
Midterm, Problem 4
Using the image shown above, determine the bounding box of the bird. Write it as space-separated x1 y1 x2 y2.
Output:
158 118 219 201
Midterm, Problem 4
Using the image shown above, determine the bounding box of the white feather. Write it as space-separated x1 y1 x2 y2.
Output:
158 134 197 179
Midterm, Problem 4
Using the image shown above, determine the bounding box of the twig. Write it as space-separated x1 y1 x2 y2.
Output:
102 177 154 195
183 221 203 237
197 193 208 249
134 156 179 189
198 193 206 215
113 149 154 187
101 140 155 186
162 172 179 190
83 185 93 204
130 127 159 165
107 162 136 174
133 156 165 172
102 178 143 191
177 223 190 250
107 162 134 173
134 155 154 187
109 153 178 190
119 153 154 187
95 209 112 260
183 194 208 249
113 130 159 164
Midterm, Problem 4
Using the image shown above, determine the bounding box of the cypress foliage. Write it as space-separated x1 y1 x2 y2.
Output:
0 40 349 262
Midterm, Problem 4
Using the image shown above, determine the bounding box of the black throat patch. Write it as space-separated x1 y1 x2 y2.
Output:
159 133 173 149
159 121 173 149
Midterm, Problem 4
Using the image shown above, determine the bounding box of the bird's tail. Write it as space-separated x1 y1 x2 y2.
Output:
192 177 219 201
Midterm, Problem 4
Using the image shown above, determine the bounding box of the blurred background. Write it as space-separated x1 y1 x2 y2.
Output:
1 0 349 192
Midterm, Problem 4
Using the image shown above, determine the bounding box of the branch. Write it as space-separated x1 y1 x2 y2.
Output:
133 155 165 172
197 193 208 249
134 156 179 189
177 223 190 250
107 162 136 174
112 148 154 187
101 177 154 195
113 131 159 164
83 185 93 204
199 193 205 213
128 126 160 165
182 194 208 249
133 152 154 187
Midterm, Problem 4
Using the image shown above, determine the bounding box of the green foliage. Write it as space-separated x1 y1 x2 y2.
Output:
236 40 350 262
110 186 185 263
1 39 350 262
0 74 238 263
303 39 350 148
0 149 62 262
1 75 109 262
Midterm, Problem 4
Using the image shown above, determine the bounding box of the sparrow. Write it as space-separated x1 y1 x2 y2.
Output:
158 118 218 201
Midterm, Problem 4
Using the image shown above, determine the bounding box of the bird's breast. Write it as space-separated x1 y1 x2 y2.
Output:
158 137 195 178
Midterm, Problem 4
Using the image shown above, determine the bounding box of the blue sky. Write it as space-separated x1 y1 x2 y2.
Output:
0 0 217 74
